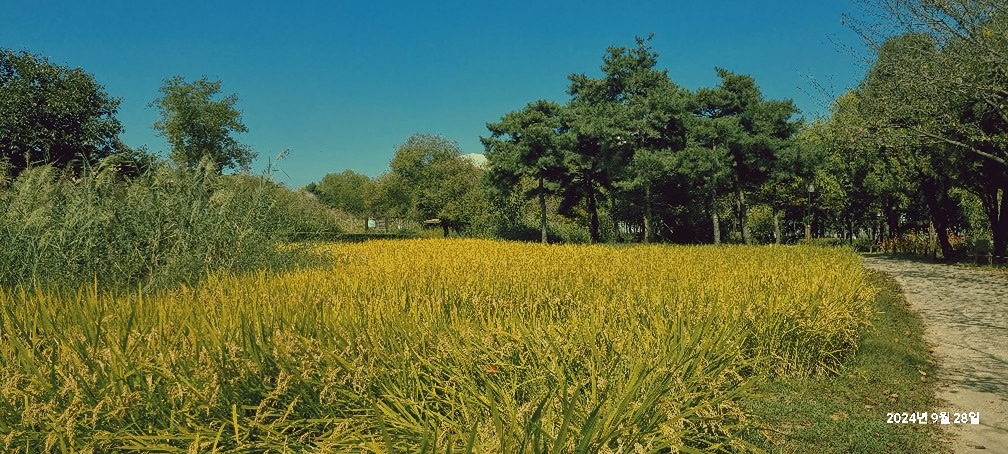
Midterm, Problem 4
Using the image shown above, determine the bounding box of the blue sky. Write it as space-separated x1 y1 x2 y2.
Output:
3 1 868 188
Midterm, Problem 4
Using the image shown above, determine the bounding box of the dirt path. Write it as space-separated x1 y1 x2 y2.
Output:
863 256 1008 452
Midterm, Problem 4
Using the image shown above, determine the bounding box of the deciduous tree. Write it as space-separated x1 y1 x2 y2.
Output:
389 134 485 236
308 169 372 217
151 76 254 172
0 49 123 175
847 1 1008 258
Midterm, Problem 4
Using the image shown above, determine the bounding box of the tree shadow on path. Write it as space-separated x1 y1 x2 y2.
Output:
862 255 1008 451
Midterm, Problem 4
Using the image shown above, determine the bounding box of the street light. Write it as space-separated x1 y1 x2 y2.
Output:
806 183 816 244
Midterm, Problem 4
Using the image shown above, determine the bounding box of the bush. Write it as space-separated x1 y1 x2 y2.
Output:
326 232 418 242
0 163 327 290
810 237 847 248
215 174 347 241
851 237 875 252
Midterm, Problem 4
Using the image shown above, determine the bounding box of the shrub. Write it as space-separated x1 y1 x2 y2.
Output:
215 174 347 241
810 237 847 248
851 236 875 252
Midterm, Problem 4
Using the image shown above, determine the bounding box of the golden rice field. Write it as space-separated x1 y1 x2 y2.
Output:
0 239 874 453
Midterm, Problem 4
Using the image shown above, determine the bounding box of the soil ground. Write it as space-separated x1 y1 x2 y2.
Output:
863 255 1008 452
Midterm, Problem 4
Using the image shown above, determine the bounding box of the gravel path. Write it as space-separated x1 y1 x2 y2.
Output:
863 256 1008 452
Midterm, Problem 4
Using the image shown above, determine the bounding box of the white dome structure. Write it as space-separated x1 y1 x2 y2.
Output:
460 153 488 169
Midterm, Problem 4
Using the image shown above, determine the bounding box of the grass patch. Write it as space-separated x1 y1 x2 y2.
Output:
741 269 948 453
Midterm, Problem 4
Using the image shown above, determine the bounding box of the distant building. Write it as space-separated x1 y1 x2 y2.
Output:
460 153 488 169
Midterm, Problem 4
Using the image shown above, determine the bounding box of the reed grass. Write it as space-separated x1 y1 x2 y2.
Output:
0 164 342 290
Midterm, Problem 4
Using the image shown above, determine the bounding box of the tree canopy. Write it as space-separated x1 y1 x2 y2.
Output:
829 0 1008 259
479 37 802 244
151 76 254 172
0 49 124 176
388 134 486 237
483 99 568 243
288 28 1003 256
307 169 372 217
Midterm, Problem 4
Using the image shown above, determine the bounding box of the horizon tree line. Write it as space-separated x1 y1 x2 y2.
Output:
4 8 1005 258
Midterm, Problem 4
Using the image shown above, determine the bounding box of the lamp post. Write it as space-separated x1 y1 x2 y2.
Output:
806 183 815 244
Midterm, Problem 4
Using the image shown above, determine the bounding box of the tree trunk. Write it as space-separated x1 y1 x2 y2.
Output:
935 221 953 260
936 206 955 261
538 176 548 244
711 204 721 245
643 184 652 244
875 215 883 245
885 206 899 241
994 184 1007 262
587 179 600 243
710 184 721 245
611 196 623 243
772 207 782 245
921 179 954 260
442 223 449 238
737 188 751 245
927 221 937 258
710 143 721 245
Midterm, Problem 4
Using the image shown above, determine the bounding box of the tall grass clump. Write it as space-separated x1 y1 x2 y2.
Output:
0 162 337 290
0 239 875 452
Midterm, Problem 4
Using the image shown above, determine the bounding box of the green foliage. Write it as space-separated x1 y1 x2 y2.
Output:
691 68 801 244
323 232 419 242
742 271 945 452
483 99 568 243
809 237 848 248
850 0 1008 169
150 76 255 172
0 49 123 175
388 133 487 235
0 162 333 290
564 35 685 242
306 169 372 216
477 37 802 245
218 174 348 241
819 2 1008 259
